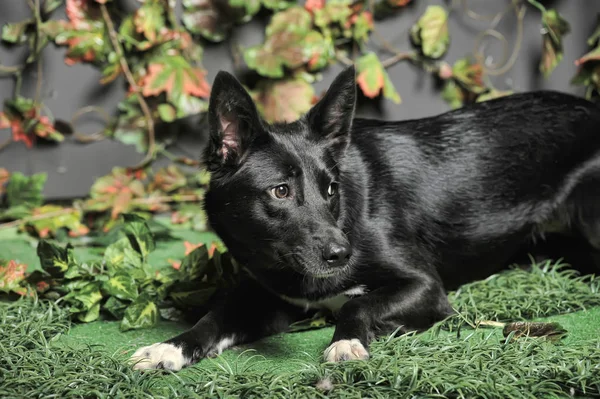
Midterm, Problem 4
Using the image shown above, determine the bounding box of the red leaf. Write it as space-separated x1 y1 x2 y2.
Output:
0 112 9 129
388 0 411 6
0 260 28 296
305 0 325 12
141 56 211 100
66 0 100 30
11 120 35 148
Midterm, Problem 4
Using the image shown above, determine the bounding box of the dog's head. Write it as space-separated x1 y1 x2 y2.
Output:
203 67 357 290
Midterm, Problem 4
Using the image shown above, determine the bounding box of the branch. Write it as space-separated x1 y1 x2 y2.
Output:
100 4 156 171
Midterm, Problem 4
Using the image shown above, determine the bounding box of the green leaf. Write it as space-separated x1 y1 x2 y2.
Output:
244 6 333 78
102 273 139 301
122 214 156 261
250 79 315 123
179 244 210 282
133 0 165 43
37 240 76 278
78 301 100 323
168 282 217 308
141 55 210 101
157 103 177 122
120 298 158 331
2 20 32 44
476 89 514 103
103 296 128 319
6 172 47 208
410 5 449 59
540 9 570 78
356 52 401 103
103 237 144 275
452 57 486 94
441 80 466 109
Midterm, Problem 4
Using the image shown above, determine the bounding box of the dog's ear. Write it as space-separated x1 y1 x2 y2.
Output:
306 66 356 153
205 71 263 172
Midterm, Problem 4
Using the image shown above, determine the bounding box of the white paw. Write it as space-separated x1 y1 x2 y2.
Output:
323 339 369 362
130 343 189 371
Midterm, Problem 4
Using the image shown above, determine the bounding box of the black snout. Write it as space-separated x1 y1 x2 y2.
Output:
322 241 352 267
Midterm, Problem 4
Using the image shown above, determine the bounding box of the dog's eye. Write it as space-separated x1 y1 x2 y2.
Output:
328 183 338 197
270 184 290 199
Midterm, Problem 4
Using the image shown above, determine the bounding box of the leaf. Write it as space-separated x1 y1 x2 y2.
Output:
85 167 146 219
1 97 64 147
441 79 466 109
388 0 411 6
122 213 156 261
37 241 77 278
102 273 139 301
6 172 46 209
2 20 32 44
575 46 600 67
0 260 29 296
178 244 210 281
356 52 401 103
250 79 315 123
141 55 211 101
103 237 144 275
151 165 187 193
103 296 127 319
244 6 334 78
540 9 570 78
476 89 514 103
288 311 332 332
349 11 374 44
64 282 102 322
410 5 449 59
0 168 10 197
120 298 158 331
304 0 324 12
452 57 486 94
26 205 89 238
182 0 260 42
168 283 216 308
157 103 177 122
503 321 567 342
133 0 166 43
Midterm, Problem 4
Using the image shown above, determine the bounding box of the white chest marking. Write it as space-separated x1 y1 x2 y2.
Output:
280 285 368 314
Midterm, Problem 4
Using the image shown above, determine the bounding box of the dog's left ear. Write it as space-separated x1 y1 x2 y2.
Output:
306 66 356 154
205 71 263 173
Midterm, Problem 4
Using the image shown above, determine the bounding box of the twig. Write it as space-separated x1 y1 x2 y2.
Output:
381 51 415 68
100 3 156 170
335 51 354 66
31 0 43 104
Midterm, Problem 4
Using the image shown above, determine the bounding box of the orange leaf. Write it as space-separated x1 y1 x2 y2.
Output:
184 241 203 256
357 70 385 98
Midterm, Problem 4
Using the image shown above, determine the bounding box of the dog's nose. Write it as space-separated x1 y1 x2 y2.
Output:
322 241 351 267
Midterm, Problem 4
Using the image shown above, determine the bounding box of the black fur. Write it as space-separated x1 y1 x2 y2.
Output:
134 67 600 369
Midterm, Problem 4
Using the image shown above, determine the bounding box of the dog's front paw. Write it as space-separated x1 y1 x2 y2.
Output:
323 339 369 362
130 343 189 371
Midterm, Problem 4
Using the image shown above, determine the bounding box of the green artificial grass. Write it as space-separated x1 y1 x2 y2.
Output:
2 260 600 398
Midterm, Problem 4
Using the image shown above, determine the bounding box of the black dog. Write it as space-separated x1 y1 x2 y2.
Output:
131 66 600 370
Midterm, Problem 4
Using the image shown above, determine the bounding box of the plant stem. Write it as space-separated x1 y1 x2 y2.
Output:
100 3 156 171
526 0 546 14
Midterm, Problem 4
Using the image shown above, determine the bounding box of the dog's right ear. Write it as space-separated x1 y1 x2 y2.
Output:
205 71 262 173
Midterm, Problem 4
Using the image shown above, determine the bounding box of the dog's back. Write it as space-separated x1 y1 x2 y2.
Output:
344 91 600 288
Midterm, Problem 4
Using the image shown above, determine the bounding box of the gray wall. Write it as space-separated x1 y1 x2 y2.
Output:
1 0 598 199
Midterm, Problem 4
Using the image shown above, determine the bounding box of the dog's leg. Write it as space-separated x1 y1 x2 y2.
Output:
324 276 452 362
130 277 304 371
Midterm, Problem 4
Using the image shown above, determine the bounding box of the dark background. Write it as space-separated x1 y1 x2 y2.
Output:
1 0 598 200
